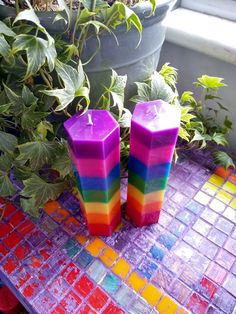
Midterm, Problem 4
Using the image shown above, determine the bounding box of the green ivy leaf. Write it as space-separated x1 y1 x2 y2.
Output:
150 72 176 103
4 83 24 107
37 121 54 140
20 197 40 217
180 91 195 104
0 34 11 60
224 116 232 130
159 63 178 88
181 107 195 124
13 9 54 45
213 151 235 169
21 104 49 130
191 130 211 148
0 21 16 37
43 60 89 111
149 0 158 14
195 75 226 90
105 70 127 118
104 2 142 44
17 141 59 170
131 82 151 103
51 141 72 178
178 126 190 141
119 108 132 128
211 133 228 146
77 8 96 24
0 131 18 154
13 34 57 78
21 174 67 208
57 0 71 25
0 174 16 197
14 165 33 181
22 86 38 106
0 103 11 115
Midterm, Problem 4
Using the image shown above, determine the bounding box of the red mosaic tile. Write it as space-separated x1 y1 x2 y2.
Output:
13 242 31 260
17 220 35 236
74 274 94 298
186 293 209 314
0 243 9 261
0 196 4 204
77 304 96 314
229 173 236 184
51 306 66 314
14 266 31 289
3 231 22 249
27 255 43 269
38 240 56 261
61 262 81 285
22 281 41 298
87 287 108 311
205 262 227 284
48 276 70 301
2 255 19 274
102 301 125 314
0 223 13 237
4 203 17 217
9 211 25 227
198 277 217 299
215 166 232 179
60 290 82 311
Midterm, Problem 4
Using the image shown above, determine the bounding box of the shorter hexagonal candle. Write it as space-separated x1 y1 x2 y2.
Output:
127 100 181 226
64 110 120 236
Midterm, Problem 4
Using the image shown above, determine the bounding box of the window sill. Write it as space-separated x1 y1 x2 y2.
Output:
164 8 236 65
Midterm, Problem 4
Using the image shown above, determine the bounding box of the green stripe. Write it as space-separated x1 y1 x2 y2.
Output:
78 178 120 203
128 170 168 194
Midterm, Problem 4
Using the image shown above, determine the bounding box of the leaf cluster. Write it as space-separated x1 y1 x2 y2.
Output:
132 64 234 169
0 1 135 216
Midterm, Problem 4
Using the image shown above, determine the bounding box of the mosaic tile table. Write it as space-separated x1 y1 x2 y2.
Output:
0 151 236 314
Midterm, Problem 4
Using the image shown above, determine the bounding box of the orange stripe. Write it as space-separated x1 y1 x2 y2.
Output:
88 210 121 236
86 201 120 224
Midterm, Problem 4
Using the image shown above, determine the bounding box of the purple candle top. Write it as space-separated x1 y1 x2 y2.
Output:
64 110 118 141
64 110 120 159
132 100 181 132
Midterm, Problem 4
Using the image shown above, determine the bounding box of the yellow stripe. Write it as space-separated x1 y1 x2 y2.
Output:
83 190 120 214
128 184 165 204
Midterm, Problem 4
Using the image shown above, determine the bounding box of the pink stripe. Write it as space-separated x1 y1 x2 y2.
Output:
130 139 175 166
70 145 120 177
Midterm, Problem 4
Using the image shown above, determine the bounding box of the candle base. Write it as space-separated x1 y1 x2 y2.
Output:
87 211 121 236
126 204 160 227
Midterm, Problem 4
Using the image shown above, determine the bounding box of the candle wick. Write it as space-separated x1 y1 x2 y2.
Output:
154 105 159 117
86 114 93 126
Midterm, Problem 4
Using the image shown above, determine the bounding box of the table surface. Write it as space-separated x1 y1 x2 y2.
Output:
0 150 236 314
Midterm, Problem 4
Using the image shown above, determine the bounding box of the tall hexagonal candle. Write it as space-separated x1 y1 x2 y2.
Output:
64 110 120 236
127 100 181 226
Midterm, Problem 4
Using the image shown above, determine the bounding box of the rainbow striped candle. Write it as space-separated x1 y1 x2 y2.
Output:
127 100 180 226
64 110 120 236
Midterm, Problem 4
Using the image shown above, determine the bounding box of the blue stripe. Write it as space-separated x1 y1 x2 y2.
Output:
128 155 171 180
74 163 120 191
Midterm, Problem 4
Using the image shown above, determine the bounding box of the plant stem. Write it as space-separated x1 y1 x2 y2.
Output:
39 69 53 89
71 2 81 44
15 0 20 14
91 0 97 13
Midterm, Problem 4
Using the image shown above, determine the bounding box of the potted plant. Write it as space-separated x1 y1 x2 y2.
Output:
0 0 177 106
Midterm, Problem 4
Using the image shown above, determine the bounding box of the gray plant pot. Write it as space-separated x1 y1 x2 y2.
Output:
0 0 176 110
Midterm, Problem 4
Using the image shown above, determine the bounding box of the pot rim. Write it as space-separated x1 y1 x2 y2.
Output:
0 0 176 19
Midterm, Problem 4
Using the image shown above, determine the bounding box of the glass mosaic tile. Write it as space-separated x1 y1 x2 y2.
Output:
0 151 236 313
